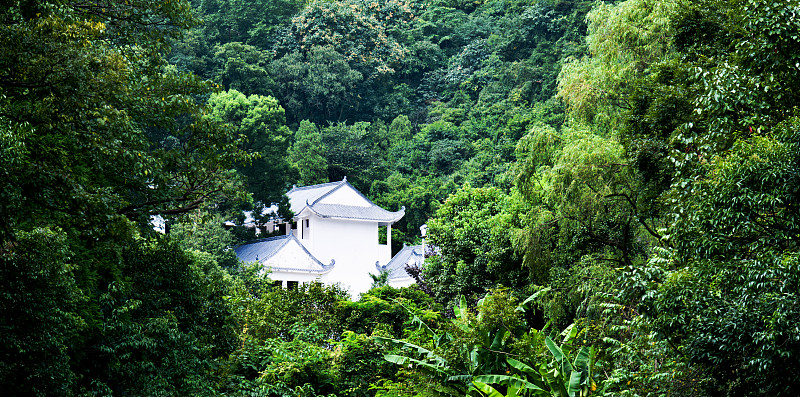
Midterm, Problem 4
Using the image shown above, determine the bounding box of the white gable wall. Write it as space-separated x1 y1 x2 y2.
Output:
267 270 324 287
260 239 323 273
317 185 372 207
259 239 327 286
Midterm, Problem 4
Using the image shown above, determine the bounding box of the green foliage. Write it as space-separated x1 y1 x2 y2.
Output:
333 332 400 397
474 331 598 397
74 237 239 396
169 210 242 268
217 282 443 396
558 0 682 132
196 0 304 46
321 122 387 192
1 2 251 234
681 0 800 154
276 0 418 73
548 0 800 394
228 281 349 342
290 120 329 186
340 286 442 338
270 45 365 124
0 228 83 396
424 185 526 308
263 0 433 123
645 117 800 395
379 290 601 396
206 89 292 206
512 125 661 332
210 42 274 95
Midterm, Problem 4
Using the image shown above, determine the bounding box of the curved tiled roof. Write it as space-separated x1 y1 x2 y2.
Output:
288 177 404 223
378 244 424 280
234 235 291 263
308 203 405 223
234 234 334 274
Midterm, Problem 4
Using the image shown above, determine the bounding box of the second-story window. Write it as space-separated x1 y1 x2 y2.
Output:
378 225 388 245
302 218 310 239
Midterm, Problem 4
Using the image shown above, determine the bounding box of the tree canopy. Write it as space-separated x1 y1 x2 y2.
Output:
5 0 800 394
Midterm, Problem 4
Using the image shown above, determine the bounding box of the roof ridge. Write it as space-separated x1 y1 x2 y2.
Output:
241 234 291 245
311 202 400 211
306 203 405 223
287 180 341 193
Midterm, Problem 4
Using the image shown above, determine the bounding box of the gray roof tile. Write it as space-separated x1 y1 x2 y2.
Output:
287 178 404 222
309 203 404 222
287 181 343 214
234 234 333 273
234 235 291 263
379 245 424 280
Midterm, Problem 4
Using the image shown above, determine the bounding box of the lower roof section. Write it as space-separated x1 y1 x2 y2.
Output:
234 234 334 274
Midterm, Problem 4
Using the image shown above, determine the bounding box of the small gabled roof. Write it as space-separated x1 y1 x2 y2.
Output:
234 234 334 274
288 177 404 223
378 244 424 281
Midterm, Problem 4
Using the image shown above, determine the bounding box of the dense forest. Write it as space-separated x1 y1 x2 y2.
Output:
2 0 799 395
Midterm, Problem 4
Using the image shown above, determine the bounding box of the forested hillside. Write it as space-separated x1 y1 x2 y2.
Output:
2 0 799 396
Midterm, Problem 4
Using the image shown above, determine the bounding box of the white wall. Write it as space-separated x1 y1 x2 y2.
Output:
260 239 327 287
267 270 324 287
310 216 382 298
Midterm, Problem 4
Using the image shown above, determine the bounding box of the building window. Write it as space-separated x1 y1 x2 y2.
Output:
301 218 310 239
378 225 388 245
287 281 299 290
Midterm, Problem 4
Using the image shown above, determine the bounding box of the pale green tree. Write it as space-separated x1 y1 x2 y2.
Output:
289 120 328 186
206 89 292 206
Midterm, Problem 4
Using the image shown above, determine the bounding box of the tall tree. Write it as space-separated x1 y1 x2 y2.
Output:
289 120 328 186
423 185 525 308
0 0 250 235
645 116 800 395
321 122 385 192
0 1 249 394
206 89 292 206
270 45 364 124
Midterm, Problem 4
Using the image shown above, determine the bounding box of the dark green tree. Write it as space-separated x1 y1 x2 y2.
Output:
644 117 800 395
210 42 273 96
270 45 364 124
321 122 386 192
0 1 250 394
0 228 82 396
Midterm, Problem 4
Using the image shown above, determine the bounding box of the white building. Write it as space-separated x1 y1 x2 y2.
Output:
234 177 415 298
